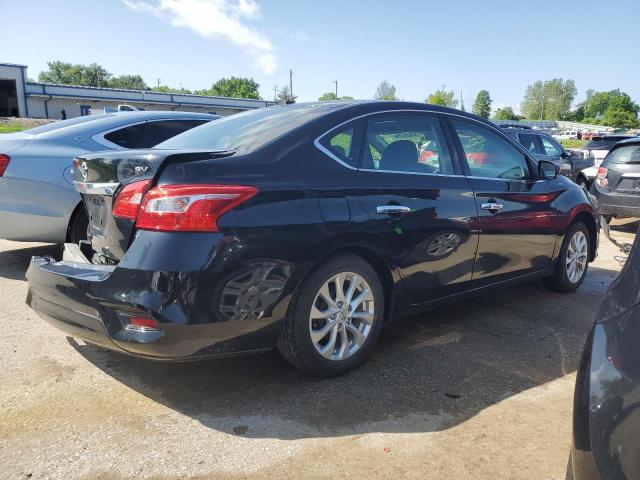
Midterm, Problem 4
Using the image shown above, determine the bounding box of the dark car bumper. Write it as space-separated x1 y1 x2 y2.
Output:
572 314 640 480
593 185 640 217
26 233 295 360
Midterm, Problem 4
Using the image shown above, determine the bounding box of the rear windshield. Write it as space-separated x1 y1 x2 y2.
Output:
584 137 633 150
154 104 343 154
606 145 640 164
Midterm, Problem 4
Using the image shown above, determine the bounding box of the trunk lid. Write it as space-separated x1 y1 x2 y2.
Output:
0 132 34 155
72 149 233 263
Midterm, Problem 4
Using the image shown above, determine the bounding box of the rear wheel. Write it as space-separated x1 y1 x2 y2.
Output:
277 254 384 377
544 222 590 292
576 176 589 190
67 207 88 244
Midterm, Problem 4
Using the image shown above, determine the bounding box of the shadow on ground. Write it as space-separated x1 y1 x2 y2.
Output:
0 243 60 281
67 262 619 440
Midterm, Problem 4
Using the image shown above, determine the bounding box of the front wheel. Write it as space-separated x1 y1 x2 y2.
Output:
544 222 590 292
277 254 384 377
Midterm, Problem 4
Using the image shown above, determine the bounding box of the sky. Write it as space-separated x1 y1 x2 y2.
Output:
2 0 639 112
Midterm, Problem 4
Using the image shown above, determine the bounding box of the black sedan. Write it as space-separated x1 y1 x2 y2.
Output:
571 225 639 479
26 101 599 376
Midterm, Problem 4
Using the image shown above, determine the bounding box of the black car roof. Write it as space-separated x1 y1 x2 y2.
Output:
293 100 502 131
611 137 640 148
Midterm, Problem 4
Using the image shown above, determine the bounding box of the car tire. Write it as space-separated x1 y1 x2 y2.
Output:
576 176 589 190
544 222 590 293
68 207 88 244
277 253 384 377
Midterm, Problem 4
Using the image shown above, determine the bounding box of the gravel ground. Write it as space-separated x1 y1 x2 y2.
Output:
0 222 636 480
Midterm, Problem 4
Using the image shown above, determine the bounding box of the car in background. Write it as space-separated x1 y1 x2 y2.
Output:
26 101 598 377
571 221 639 479
0 111 219 243
499 125 593 187
554 130 579 140
591 138 640 220
580 135 636 187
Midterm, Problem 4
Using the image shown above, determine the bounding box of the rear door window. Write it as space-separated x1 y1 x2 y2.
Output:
317 122 362 168
103 119 209 148
362 114 454 175
518 133 543 154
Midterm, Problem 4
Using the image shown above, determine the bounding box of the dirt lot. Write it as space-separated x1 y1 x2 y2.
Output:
0 222 637 480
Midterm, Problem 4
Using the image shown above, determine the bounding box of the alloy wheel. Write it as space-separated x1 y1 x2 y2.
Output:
308 272 375 361
566 230 588 283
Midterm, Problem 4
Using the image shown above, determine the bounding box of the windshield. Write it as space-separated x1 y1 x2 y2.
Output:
26 114 113 135
155 103 346 154
606 145 640 164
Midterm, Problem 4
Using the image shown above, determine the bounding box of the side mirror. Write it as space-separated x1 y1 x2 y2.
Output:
539 160 560 179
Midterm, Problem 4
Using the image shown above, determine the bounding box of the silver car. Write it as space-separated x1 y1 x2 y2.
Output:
0 111 218 243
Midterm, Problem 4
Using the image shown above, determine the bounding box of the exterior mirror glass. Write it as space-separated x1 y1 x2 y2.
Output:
539 160 559 179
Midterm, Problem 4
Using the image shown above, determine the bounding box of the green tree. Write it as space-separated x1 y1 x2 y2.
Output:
318 92 354 101
521 78 576 120
319 92 337 101
39 60 111 87
152 85 193 94
472 90 492 118
426 90 458 108
198 77 260 99
108 74 148 90
582 89 639 127
277 86 296 104
374 81 397 101
493 106 519 120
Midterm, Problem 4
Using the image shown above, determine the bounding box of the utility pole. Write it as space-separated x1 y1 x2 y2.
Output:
460 90 464 111
273 85 278 102
289 69 294 102
440 84 446 92
333 80 338 99
157 78 161 88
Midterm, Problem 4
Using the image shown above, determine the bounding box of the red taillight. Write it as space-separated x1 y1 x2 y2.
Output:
596 167 609 187
0 154 10 177
136 184 257 232
112 180 152 220
128 316 159 330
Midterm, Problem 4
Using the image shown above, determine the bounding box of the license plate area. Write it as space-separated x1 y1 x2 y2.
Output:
85 194 110 236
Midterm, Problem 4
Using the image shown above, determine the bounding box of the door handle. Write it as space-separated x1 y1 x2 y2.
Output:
376 205 411 215
480 202 503 211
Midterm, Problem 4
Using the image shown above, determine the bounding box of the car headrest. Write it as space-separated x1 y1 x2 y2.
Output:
380 140 418 172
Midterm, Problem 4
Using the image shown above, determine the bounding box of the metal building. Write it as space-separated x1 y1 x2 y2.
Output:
0 62 274 119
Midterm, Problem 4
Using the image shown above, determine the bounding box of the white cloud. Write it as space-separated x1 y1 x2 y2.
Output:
123 0 277 74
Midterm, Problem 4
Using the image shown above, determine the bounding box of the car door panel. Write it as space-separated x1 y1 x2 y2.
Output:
354 112 479 305
466 178 560 281
358 173 478 304
449 118 560 281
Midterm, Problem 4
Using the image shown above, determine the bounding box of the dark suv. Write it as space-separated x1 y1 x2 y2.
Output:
591 137 640 219
499 125 594 187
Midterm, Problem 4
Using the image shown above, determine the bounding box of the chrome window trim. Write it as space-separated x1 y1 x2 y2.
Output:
314 108 537 180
